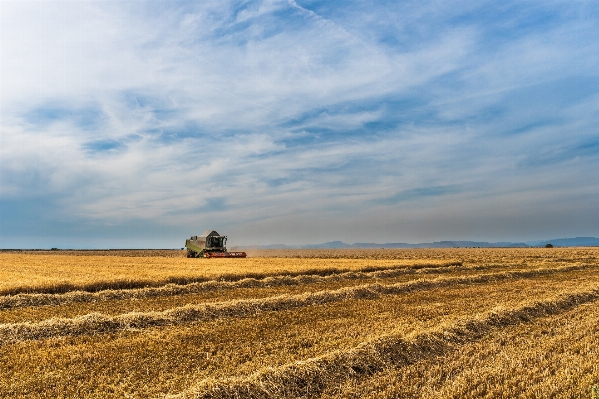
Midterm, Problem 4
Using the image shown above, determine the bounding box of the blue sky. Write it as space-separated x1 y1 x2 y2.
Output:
1 0 598 248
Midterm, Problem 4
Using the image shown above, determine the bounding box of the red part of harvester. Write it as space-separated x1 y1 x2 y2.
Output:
204 251 247 258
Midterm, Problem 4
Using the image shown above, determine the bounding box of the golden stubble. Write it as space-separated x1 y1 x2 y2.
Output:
0 248 598 398
0 253 461 295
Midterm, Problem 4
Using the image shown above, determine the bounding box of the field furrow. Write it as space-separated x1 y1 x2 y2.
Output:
2 249 598 399
171 284 599 399
0 263 515 324
0 264 594 344
1 273 592 399
0 261 471 310
0 254 460 295
318 300 599 399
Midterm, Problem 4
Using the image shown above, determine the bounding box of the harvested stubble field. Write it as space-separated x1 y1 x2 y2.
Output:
1 248 598 398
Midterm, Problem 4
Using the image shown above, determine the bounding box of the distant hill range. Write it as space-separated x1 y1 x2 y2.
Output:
249 237 599 249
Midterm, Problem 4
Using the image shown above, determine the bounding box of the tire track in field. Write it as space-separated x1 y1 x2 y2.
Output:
0 262 484 310
0 264 594 345
0 262 463 297
168 285 599 399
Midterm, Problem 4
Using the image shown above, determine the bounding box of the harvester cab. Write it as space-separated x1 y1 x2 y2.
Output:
185 230 247 258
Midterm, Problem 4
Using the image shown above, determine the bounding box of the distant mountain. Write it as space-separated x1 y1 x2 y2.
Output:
245 237 599 249
526 237 599 247
317 241 531 248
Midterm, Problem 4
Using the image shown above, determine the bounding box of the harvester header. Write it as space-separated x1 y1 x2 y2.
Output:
185 230 247 258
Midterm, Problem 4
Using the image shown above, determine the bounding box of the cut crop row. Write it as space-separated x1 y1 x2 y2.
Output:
4 248 596 296
0 261 496 310
0 263 594 345
0 262 537 324
1 273 593 399
0 258 461 296
169 284 599 399
318 301 599 398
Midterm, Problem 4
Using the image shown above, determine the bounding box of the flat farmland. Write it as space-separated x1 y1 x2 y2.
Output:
1 248 598 398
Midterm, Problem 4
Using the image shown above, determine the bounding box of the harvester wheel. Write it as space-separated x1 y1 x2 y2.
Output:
187 250 198 258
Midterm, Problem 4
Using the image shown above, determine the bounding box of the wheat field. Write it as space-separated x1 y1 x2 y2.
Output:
1 248 598 398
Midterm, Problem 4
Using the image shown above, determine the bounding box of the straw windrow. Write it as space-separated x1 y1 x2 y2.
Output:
0 263 594 345
0 261 480 310
0 261 463 297
169 285 599 399
2 262 593 311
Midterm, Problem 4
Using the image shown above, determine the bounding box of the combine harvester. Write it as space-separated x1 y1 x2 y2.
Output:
185 230 247 258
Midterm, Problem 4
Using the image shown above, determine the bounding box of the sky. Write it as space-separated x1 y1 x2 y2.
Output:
1 0 598 248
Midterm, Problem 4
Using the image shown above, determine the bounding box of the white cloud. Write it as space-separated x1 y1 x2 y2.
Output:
1 0 598 246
